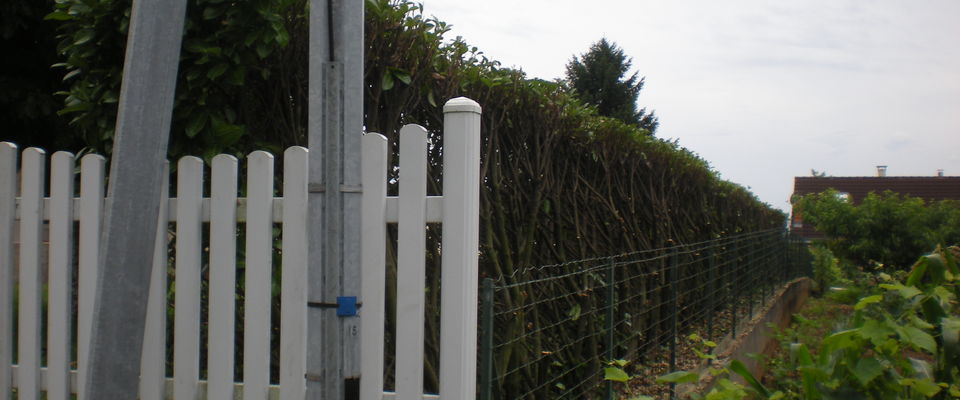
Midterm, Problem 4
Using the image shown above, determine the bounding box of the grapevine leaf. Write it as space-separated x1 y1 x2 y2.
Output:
852 357 882 385
656 371 698 384
898 325 936 354
604 367 630 382
854 295 882 310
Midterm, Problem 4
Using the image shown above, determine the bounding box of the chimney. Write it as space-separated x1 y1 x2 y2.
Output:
937 169 944 177
876 165 887 177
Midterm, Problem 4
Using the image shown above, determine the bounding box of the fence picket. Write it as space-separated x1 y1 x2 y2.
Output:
279 147 308 400
395 125 429 400
208 155 239 400
244 151 274 400
140 162 170 400
175 156 204 400
47 152 75 400
17 148 45 400
359 133 388 400
2 97 483 400
0 143 17 400
77 154 105 400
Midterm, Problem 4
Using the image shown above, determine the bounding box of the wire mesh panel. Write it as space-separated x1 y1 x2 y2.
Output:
479 229 809 399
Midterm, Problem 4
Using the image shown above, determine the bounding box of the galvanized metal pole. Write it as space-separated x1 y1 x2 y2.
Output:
668 249 679 400
478 278 495 400
306 0 364 397
82 0 186 397
605 258 616 400
707 247 716 340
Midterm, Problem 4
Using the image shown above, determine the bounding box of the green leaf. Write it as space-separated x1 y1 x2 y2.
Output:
609 359 628 367
185 113 207 138
822 329 859 353
852 357 882 385
207 63 229 80
854 295 882 310
44 11 72 21
74 30 94 45
879 283 922 299
900 378 942 397
604 367 630 382
729 360 770 397
858 319 893 346
255 43 272 59
381 73 394 91
898 325 936 353
567 304 581 321
655 371 698 384
395 71 412 85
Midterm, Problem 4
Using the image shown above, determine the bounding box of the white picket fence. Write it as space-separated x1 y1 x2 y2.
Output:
0 98 481 400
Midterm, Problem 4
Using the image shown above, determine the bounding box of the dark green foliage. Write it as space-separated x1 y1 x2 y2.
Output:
795 190 960 270
565 38 658 134
0 0 81 150
49 0 303 160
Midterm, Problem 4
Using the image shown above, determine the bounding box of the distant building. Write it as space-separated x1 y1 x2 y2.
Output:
790 166 960 240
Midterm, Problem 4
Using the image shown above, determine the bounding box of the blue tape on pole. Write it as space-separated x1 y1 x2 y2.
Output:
336 296 357 316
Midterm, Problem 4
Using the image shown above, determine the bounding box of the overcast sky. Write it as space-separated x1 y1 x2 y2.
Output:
420 0 960 212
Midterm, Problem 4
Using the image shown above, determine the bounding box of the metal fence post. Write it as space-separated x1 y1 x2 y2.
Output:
479 278 495 400
605 258 616 400
730 240 738 337
669 248 679 400
707 247 716 340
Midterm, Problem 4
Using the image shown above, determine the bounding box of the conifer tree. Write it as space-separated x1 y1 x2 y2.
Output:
565 38 658 134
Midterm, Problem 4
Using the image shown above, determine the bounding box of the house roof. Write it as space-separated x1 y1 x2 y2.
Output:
792 176 960 205
790 176 960 239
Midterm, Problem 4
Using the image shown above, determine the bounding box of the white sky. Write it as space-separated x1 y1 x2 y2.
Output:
420 0 960 212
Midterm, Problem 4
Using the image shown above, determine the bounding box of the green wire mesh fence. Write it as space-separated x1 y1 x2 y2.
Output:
478 229 812 399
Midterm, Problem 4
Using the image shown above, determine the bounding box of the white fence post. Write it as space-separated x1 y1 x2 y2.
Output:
439 97 482 400
0 142 16 400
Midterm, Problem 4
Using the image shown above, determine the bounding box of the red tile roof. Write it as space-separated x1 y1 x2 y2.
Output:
790 176 960 239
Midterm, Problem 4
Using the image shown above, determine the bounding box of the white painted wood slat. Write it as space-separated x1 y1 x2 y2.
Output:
47 152 75 400
0 142 17 400
395 124 429 400
359 133 388 400
18 148 45 400
244 151 274 400
279 147 308 400
208 155 239 400
140 162 170 400
77 154 105 400
175 156 204 400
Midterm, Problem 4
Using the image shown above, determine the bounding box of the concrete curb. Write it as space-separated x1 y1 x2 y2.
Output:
678 277 812 397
